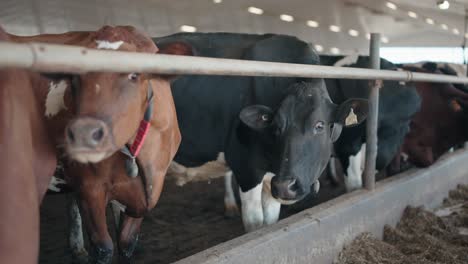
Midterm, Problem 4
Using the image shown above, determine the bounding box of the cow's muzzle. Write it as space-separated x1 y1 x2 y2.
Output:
65 117 112 163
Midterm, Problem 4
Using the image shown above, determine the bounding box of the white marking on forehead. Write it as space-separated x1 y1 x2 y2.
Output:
95 40 124 50
45 80 68 118
95 83 101 94
333 54 359 67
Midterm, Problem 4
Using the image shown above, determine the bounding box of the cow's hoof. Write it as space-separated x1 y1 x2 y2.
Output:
119 234 139 264
224 203 240 218
71 250 88 264
90 246 113 264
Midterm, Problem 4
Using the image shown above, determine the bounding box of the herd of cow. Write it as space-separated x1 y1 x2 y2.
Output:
1 24 468 264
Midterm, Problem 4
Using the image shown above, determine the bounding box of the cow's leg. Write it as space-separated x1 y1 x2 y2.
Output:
344 143 366 192
117 215 143 264
79 190 113 264
224 170 239 217
67 193 88 264
261 172 281 226
239 181 264 232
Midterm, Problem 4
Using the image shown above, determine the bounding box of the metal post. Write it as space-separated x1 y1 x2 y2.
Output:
363 33 381 190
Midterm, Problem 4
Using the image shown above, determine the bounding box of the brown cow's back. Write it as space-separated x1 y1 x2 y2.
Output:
0 28 56 264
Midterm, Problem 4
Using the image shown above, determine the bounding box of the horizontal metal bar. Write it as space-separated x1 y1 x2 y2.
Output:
1 41 468 84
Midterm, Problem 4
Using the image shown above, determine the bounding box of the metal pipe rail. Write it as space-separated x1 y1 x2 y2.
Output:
1 41 468 84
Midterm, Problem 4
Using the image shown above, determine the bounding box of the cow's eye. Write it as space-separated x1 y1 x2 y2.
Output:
128 73 139 81
314 121 325 134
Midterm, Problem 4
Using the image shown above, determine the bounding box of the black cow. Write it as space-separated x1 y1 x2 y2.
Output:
155 33 368 231
320 55 421 190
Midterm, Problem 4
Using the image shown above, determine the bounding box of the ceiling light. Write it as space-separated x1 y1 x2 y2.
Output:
330 47 340 54
314 45 324 52
180 25 197 32
213 0 222 3
329 25 341 32
453 28 460 35
408 11 418 18
366 33 371 40
386 2 397 10
381 36 389 43
437 0 450 10
280 14 294 22
441 24 448 30
307 20 319 28
348 29 359 37
425 18 435 25
465 33 468 38
248 6 264 15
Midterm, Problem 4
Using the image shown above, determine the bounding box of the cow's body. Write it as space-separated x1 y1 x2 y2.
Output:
155 33 368 231
0 27 57 264
320 55 421 188
12 26 184 264
393 64 468 168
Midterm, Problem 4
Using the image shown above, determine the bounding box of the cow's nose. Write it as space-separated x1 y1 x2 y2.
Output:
271 177 300 201
66 118 108 148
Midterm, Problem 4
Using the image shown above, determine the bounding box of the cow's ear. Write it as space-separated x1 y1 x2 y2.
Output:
156 42 194 81
240 105 274 131
334 98 369 127
329 123 343 142
158 42 193 56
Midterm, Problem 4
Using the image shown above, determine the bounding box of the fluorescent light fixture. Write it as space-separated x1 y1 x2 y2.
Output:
329 25 341 32
280 14 294 22
330 47 340 54
213 0 222 3
314 45 324 52
465 33 468 38
381 36 389 43
408 11 418 18
248 6 264 15
386 2 397 10
453 28 460 35
425 18 435 25
348 29 359 37
366 33 371 40
180 25 197 32
437 0 450 10
307 20 319 28
441 24 448 30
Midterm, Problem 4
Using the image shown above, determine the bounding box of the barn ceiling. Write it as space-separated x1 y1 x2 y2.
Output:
1 0 468 55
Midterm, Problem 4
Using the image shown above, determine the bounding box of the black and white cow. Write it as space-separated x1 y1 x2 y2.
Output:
321 55 421 190
155 33 368 231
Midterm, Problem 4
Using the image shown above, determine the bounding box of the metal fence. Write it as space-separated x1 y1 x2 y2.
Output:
1 33 468 190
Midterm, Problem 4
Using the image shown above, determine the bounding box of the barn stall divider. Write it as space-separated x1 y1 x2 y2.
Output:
1 33 468 263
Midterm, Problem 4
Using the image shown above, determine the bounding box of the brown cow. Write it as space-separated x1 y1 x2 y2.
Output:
392 64 468 169
0 27 57 264
11 26 191 263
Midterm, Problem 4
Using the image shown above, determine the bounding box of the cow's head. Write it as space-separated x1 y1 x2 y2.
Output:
62 26 191 163
240 80 368 203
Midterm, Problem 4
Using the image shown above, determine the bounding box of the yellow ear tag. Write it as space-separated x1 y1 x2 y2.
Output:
345 108 358 126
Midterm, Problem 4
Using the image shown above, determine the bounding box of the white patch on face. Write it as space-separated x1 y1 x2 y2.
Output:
95 83 101 94
240 182 263 232
45 80 68 118
95 40 124 50
261 172 281 225
69 152 107 163
333 54 359 67
110 200 127 213
345 143 366 192
401 152 409 162
224 171 238 212
48 176 67 192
